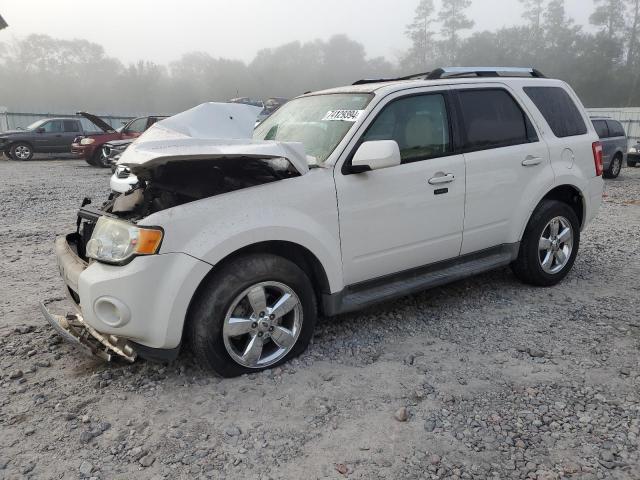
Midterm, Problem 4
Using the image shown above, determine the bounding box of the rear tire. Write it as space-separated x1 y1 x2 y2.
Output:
512 200 580 287
628 159 638 168
604 154 622 179
10 142 33 161
187 253 317 377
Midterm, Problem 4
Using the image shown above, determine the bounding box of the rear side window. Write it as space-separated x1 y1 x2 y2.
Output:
593 120 609 139
64 120 80 133
457 89 537 150
606 120 625 137
524 86 587 138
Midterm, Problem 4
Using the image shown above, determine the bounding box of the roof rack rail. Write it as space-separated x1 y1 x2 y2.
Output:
352 67 545 86
426 67 546 79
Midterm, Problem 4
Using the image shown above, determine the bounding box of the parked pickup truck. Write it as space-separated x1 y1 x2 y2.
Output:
0 117 95 161
71 113 166 168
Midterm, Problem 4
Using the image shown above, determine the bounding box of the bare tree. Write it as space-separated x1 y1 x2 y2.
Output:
627 0 640 67
404 0 437 70
590 0 626 40
438 0 474 64
520 0 546 33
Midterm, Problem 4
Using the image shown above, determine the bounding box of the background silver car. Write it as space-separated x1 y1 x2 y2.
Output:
591 117 627 179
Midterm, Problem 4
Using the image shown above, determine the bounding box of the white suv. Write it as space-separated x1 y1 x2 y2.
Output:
43 67 604 377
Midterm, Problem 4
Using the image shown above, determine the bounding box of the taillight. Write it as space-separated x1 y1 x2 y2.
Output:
592 141 603 176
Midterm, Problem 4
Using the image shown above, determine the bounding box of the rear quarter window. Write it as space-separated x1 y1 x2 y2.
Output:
524 86 587 138
606 120 626 138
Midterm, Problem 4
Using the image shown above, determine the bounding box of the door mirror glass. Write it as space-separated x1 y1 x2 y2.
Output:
36 127 45 133
351 140 401 173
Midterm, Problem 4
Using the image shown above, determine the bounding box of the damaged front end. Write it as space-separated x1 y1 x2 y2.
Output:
42 102 311 363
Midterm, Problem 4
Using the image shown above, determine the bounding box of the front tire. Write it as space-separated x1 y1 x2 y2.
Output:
187 253 317 377
86 149 102 167
604 154 622 179
512 200 580 287
10 143 33 161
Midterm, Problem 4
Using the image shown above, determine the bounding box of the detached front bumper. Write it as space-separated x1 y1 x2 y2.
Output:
43 235 137 362
40 300 136 362
43 232 211 362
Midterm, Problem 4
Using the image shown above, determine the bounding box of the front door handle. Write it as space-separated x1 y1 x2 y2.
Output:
428 173 455 185
522 155 543 166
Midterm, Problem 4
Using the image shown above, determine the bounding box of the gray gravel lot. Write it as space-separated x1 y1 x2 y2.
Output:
0 158 639 480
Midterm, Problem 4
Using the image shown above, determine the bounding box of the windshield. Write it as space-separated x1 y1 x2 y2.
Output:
253 93 373 164
26 119 47 130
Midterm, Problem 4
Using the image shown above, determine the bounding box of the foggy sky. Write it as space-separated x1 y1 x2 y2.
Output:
1 0 595 64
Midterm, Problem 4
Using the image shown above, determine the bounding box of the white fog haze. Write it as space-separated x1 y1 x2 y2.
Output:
0 0 638 114
2 0 595 63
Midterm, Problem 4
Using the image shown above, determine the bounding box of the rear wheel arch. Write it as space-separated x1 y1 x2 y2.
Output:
530 185 585 231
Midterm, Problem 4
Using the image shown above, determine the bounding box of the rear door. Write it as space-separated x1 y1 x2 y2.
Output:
335 88 466 285
453 85 553 255
606 120 627 157
62 120 82 151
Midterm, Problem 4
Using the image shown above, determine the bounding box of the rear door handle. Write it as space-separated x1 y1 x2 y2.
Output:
428 173 455 185
522 155 543 166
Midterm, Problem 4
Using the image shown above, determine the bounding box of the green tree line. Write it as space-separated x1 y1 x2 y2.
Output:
0 0 638 114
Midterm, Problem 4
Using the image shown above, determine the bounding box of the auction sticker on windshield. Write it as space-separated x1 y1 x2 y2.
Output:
322 110 364 122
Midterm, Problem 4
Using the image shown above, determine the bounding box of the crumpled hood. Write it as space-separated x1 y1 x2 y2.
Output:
117 103 310 175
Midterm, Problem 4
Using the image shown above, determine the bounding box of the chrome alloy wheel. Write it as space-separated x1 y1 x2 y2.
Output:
14 145 31 160
222 281 302 368
538 216 573 274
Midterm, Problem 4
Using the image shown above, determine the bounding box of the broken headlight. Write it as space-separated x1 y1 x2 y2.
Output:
86 217 163 265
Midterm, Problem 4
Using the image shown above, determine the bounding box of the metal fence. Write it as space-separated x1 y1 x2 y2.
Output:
0 108 135 132
587 108 640 145
2 106 639 146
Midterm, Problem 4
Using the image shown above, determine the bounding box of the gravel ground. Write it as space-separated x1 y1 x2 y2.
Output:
0 158 639 480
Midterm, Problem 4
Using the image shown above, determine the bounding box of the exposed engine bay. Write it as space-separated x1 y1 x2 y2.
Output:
109 156 300 220
70 156 300 263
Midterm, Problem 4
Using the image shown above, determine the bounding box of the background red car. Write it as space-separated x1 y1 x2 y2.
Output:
72 112 166 167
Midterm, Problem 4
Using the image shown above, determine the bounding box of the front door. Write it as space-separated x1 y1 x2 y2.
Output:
335 90 466 286
34 119 66 151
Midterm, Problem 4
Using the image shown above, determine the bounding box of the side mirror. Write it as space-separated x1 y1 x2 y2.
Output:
36 127 45 133
351 140 401 173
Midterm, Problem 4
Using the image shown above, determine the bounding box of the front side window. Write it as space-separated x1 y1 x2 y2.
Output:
361 93 451 164
524 86 587 138
254 93 373 164
125 118 148 134
458 89 535 150
593 120 609 139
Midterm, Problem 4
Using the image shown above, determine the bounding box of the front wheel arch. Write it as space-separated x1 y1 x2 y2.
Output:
186 241 332 322
9 141 35 160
